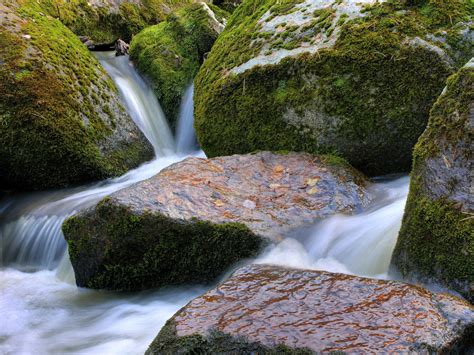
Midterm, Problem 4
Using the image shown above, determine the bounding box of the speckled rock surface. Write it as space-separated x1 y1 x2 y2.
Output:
0 1 153 190
194 0 473 176
62 151 370 291
148 264 474 354
392 58 474 302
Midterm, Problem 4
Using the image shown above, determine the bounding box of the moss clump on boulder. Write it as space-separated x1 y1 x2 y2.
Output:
63 200 262 291
33 0 194 43
194 0 473 176
392 59 474 303
130 2 226 127
0 1 153 190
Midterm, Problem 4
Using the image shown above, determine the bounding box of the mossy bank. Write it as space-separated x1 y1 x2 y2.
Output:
31 0 195 44
194 0 473 176
0 1 153 190
392 59 474 303
130 2 226 127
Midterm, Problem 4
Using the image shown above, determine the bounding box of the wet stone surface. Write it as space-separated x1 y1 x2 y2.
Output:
149 264 474 353
109 151 370 241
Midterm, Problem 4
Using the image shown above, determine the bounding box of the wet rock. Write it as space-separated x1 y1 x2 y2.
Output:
194 0 473 176
148 264 474 354
0 2 153 190
62 152 370 291
392 59 474 302
115 39 129 56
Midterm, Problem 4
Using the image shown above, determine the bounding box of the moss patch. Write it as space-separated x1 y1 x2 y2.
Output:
62 199 265 291
147 319 313 354
130 3 222 127
32 0 194 43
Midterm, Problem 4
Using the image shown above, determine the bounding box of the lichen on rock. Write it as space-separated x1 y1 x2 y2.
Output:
0 1 153 190
194 0 473 176
129 2 226 127
392 58 474 303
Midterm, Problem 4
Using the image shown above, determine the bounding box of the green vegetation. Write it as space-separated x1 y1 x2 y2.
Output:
0 1 152 189
392 62 474 302
33 0 194 43
147 320 313 354
62 199 265 291
194 0 473 176
130 3 224 127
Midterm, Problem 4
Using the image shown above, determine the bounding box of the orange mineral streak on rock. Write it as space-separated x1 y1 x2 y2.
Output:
167 265 474 352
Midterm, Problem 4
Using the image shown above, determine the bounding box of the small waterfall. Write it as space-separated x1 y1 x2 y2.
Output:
176 83 198 153
96 52 175 155
256 176 409 278
0 53 199 272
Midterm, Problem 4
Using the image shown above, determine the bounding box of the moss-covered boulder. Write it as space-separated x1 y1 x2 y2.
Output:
62 151 370 291
0 1 153 190
148 264 474 353
392 59 474 303
33 0 194 44
130 2 226 127
194 0 473 176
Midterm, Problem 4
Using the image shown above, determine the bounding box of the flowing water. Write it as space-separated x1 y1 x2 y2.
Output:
0 52 411 354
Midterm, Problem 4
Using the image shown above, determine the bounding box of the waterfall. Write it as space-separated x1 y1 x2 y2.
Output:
0 53 201 272
176 84 198 153
95 52 174 155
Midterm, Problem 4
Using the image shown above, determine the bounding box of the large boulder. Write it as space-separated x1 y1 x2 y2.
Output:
0 1 153 190
62 151 370 291
194 0 473 176
130 2 226 127
392 59 474 302
148 264 474 353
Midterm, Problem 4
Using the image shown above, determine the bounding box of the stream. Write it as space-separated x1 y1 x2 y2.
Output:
0 52 410 354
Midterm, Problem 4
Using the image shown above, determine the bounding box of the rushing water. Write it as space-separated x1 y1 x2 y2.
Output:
0 53 411 354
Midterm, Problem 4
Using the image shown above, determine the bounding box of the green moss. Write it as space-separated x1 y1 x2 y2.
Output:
31 0 193 43
0 1 152 190
147 319 313 354
393 192 473 302
392 60 473 303
130 3 221 128
62 200 266 291
194 0 472 176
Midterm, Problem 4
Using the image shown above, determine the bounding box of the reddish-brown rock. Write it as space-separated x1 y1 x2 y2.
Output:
63 152 370 291
148 264 474 354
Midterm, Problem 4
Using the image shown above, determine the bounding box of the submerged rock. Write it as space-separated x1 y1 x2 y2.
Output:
148 264 474 353
129 2 227 127
0 2 153 190
62 151 370 291
115 39 130 56
392 59 474 302
194 0 473 176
